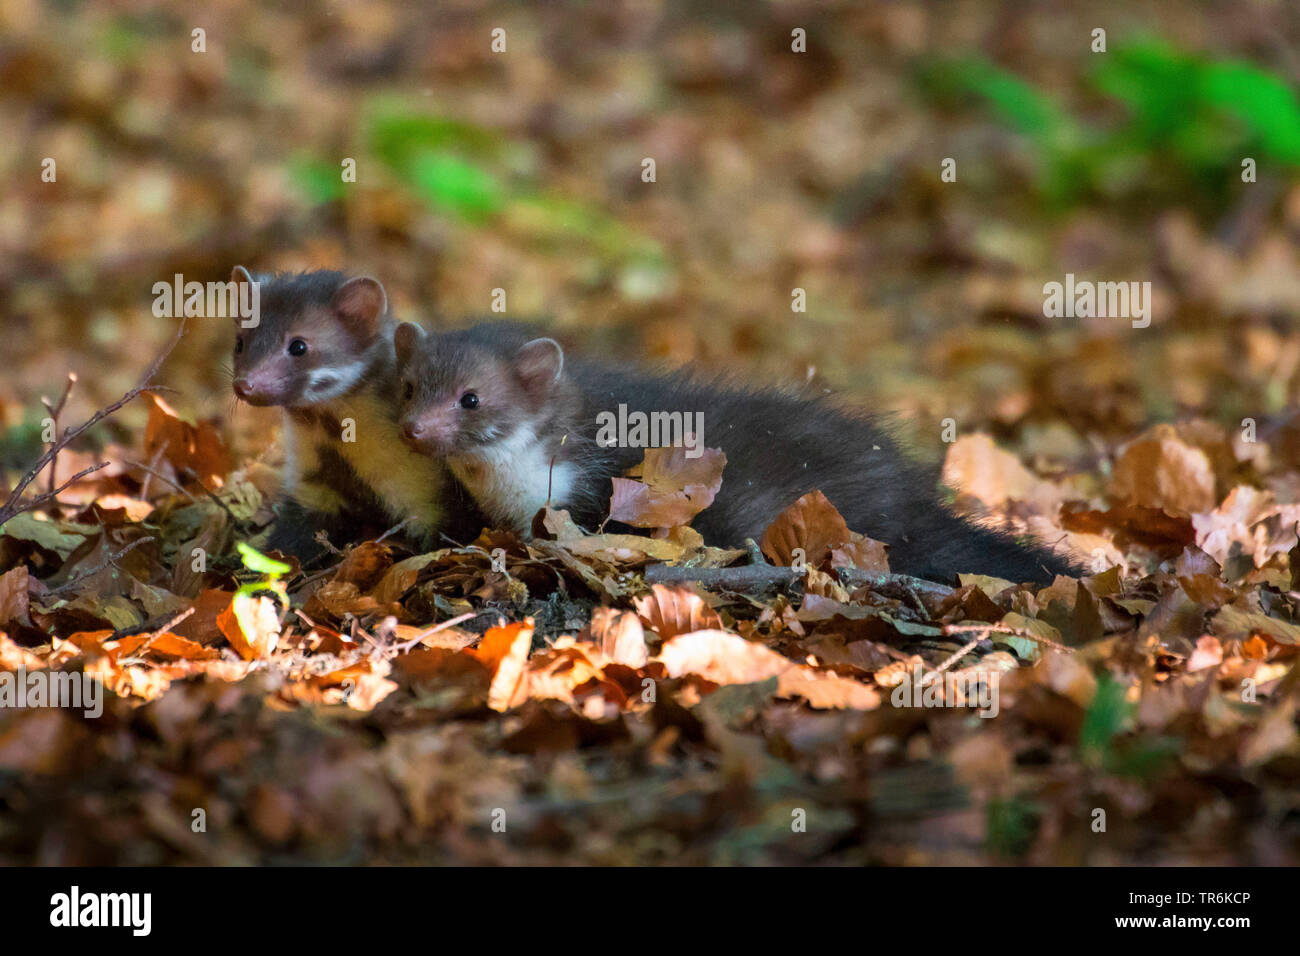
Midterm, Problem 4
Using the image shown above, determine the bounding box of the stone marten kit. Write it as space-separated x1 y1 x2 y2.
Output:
232 268 1074 583
227 267 482 560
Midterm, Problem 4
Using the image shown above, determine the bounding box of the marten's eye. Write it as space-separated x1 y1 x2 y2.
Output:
234 336 244 354
459 392 479 410
287 338 308 357
403 381 414 401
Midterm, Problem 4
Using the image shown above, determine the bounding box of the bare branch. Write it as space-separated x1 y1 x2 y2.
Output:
0 320 186 527
643 562 955 604
120 456 240 525
16 461 110 514
39 372 78 504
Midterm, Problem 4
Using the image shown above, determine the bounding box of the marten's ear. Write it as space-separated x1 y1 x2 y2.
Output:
230 266 256 322
514 338 564 399
332 276 389 341
393 322 423 368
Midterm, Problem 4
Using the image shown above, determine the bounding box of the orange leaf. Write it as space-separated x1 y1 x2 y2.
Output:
217 593 280 660
474 620 534 712
760 490 851 568
143 393 230 491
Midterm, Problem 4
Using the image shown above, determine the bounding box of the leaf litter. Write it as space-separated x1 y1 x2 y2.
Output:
1 401 1298 865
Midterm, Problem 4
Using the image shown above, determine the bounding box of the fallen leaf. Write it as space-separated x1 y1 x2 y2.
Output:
217 593 281 659
588 607 649 667
143 393 230 491
608 445 726 529
633 583 722 640
1108 423 1219 512
760 490 852 568
474 619 534 712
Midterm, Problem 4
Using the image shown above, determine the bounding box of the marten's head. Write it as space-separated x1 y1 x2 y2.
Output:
229 267 389 407
394 322 565 457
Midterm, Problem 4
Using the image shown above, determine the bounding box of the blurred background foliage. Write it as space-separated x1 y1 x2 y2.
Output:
3 0 1300 482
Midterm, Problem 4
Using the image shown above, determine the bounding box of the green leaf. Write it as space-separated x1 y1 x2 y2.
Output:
959 59 1070 138
406 151 503 220
1202 62 1300 163
369 111 503 170
287 156 349 204
1080 672 1131 764
236 542 290 577
986 797 1041 859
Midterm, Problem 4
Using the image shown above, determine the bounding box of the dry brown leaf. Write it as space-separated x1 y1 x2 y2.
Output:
1186 635 1224 672
143 393 230 491
0 634 45 672
333 541 394 589
116 631 220 661
633 583 722 641
1193 485 1300 570
525 640 605 705
942 433 1041 508
85 494 155 525
760 490 851 567
171 589 236 645
1060 502 1196 557
608 445 726 529
775 669 880 710
658 629 792 684
1109 423 1218 513
0 567 31 630
829 532 890 573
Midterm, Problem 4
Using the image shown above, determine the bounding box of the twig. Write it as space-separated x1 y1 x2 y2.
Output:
387 611 481 656
115 606 196 666
39 372 77 507
13 461 110 516
0 319 187 528
120 456 240 525
376 517 411 543
46 536 156 595
940 621 1073 654
137 438 168 502
925 633 987 682
643 562 954 604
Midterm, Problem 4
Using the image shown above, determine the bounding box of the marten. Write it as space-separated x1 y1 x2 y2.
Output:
228 267 483 560
390 321 1076 584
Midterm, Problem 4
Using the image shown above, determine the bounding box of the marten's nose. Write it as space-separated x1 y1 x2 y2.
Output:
401 421 421 442
233 378 253 399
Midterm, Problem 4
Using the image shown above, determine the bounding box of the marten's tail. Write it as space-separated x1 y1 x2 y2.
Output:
883 503 1076 586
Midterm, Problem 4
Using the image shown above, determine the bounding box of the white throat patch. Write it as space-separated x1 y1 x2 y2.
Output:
449 425 577 533
301 358 370 403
